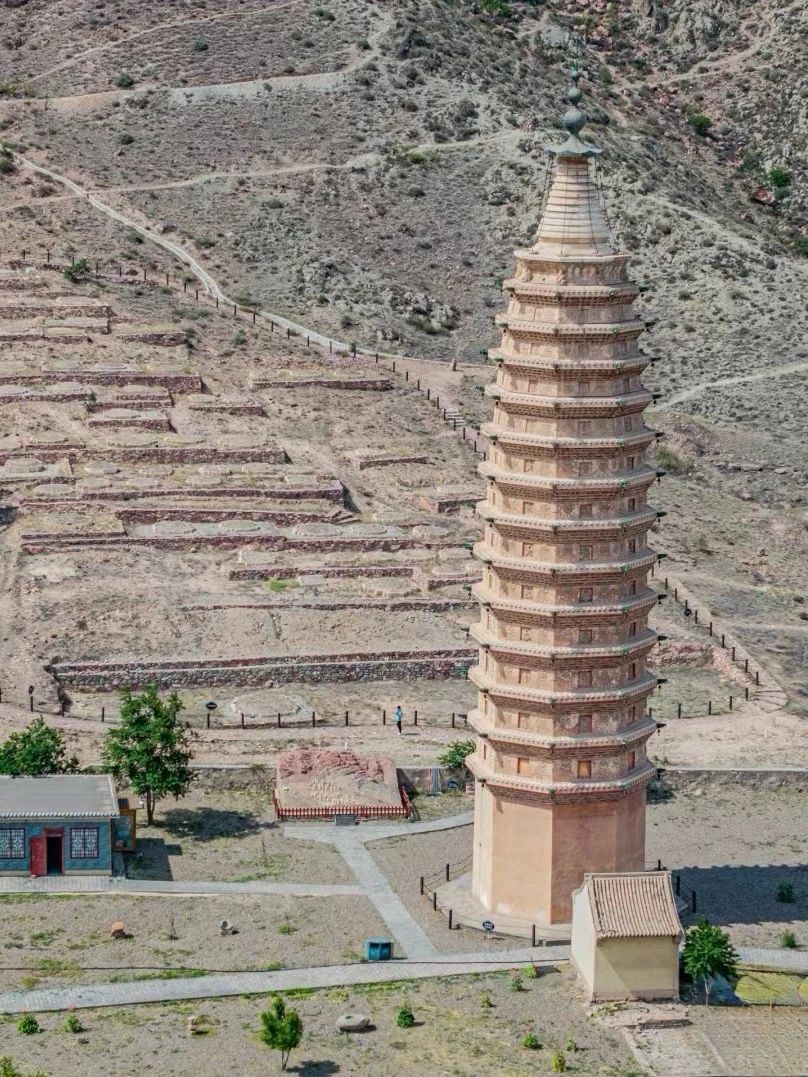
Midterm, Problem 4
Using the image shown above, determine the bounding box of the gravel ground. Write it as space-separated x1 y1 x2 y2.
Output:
125 787 353 884
0 968 634 1077
0 893 384 991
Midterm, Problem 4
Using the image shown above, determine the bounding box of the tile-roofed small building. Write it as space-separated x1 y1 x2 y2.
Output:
587 871 683 939
0 774 127 877
571 871 683 1002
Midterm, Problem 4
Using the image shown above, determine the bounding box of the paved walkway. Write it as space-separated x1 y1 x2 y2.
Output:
0 948 564 1014
0 876 362 897
281 813 473 960
737 947 808 974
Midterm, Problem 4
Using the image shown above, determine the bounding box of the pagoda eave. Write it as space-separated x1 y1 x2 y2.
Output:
469 667 660 707
472 584 659 622
466 753 657 802
467 710 658 753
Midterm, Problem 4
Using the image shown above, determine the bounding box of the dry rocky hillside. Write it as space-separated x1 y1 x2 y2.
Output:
0 0 805 761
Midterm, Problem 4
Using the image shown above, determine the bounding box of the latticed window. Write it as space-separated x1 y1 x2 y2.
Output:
70 827 99 860
0 828 25 859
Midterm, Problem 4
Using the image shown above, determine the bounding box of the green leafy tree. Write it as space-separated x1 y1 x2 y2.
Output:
258 994 303 1071
63 259 89 284
681 920 738 1003
438 739 475 768
0 717 78 776
686 112 712 137
0 1058 47 1077
102 686 194 825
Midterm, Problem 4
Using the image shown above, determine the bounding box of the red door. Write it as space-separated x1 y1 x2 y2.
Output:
30 835 46 877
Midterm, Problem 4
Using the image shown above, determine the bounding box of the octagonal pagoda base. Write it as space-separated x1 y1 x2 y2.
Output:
436 875 571 943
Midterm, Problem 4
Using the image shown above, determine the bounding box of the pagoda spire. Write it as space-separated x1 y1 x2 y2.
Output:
534 63 613 258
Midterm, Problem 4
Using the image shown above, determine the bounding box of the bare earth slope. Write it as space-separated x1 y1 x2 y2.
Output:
0 0 806 748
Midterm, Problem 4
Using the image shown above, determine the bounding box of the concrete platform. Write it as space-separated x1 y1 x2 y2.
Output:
436 874 572 943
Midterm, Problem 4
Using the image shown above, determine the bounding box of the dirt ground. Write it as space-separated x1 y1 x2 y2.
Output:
0 892 384 991
124 787 353 884
0 968 636 1077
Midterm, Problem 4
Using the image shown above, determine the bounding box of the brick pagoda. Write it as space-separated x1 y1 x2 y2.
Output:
466 65 661 927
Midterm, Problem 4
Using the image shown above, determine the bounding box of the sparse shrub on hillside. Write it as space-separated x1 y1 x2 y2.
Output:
686 111 712 137
0 144 14 175
522 1033 541 1049
16 1016 39 1036
479 0 511 14
63 1013 83 1033
314 6 335 20
656 447 686 472
119 133 135 146
766 166 791 190
113 72 135 88
795 237 808 257
781 930 798 949
193 39 209 52
0 82 20 97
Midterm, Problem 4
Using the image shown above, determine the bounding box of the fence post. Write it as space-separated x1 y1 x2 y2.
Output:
677 703 681 718
729 695 733 711
432 891 437 911
414 709 418 726
101 706 105 723
420 876 424 896
277 712 281 728
311 710 316 728
694 610 698 625
745 686 749 701
531 923 537 947
344 710 349 727
451 712 455 728
445 862 450 882
731 646 736 660
448 908 453 930
241 712 245 728
721 633 725 647
206 713 210 729
708 700 712 715
382 709 386 725
755 671 760 685
657 858 662 871
709 621 713 636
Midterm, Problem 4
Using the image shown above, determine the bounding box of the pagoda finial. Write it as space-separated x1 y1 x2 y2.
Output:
545 58 601 159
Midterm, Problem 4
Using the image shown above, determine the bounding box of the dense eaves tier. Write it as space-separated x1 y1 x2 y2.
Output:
467 147 663 926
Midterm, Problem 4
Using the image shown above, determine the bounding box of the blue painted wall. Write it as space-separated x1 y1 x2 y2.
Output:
0 817 113 873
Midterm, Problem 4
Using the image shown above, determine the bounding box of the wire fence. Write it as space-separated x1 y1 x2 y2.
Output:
0 687 471 733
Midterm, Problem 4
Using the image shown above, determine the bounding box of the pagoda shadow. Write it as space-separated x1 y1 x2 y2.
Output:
676 863 808 928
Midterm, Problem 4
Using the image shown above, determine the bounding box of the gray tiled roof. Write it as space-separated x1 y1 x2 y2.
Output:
581 871 682 939
0 774 119 819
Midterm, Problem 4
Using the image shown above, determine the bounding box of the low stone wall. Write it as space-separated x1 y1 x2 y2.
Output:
229 563 415 581
51 647 477 691
356 454 428 470
0 371 201 390
0 389 91 404
253 377 393 391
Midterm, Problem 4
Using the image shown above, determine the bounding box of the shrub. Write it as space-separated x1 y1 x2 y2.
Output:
479 991 493 1008
551 1049 567 1072
396 1003 415 1028
687 112 712 137
113 73 135 88
314 7 335 19
17 1015 39 1035
766 166 791 190
480 0 511 14
523 964 539 979
510 974 525 992
193 39 209 52
777 881 795 903
656 447 685 472
438 740 475 768
781 930 797 949
795 237 808 257
119 133 135 145
522 1032 541 1049
64 1013 83 1033
565 1033 578 1053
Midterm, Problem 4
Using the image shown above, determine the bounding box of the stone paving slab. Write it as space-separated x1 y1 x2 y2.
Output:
0 948 566 1014
738 947 808 974
0 876 363 898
